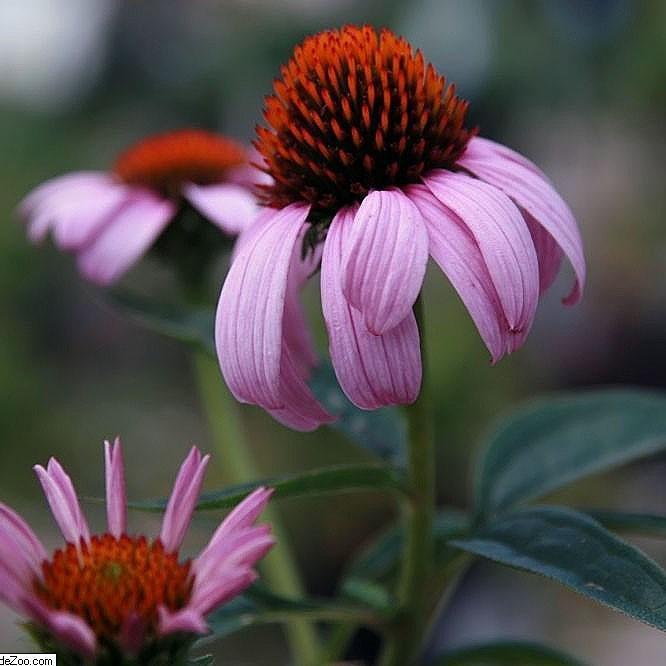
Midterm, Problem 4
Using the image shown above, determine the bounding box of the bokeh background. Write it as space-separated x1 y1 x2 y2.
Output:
1 0 665 663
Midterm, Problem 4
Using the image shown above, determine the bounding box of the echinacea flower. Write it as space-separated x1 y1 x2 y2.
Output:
216 25 586 430
18 129 265 285
0 439 274 662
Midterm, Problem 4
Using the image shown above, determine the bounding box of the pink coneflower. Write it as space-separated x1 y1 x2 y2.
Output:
0 439 274 661
216 25 586 431
18 129 263 285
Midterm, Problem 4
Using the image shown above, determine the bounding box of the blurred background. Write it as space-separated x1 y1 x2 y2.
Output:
1 0 665 663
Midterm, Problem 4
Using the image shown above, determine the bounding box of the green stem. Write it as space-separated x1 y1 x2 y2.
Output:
379 296 435 666
192 351 321 665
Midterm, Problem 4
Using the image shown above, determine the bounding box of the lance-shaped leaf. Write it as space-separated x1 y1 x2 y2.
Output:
130 464 407 512
452 506 666 632
434 639 586 665
106 289 215 354
584 510 666 538
475 389 666 516
199 585 384 644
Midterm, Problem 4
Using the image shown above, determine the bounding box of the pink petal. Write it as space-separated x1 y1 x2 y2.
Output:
158 606 208 636
104 437 127 538
342 190 428 335
195 525 274 582
225 147 273 188
24 597 96 659
524 211 564 294
0 531 33 586
76 192 176 286
190 566 257 616
423 170 539 342
321 206 422 408
200 486 273 558
160 447 210 553
267 344 334 431
0 502 47 576
18 172 111 221
0 562 30 613
183 182 258 235
462 136 547 177
216 204 308 408
407 185 512 362
458 137 585 304
34 458 89 544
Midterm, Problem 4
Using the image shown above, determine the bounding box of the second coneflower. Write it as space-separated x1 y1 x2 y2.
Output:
216 25 586 431
19 129 265 285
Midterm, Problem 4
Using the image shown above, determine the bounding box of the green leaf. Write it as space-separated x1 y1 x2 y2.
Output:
310 362 406 464
584 509 666 538
435 639 586 665
345 509 470 583
452 506 666 632
475 388 666 516
106 289 215 354
130 463 407 512
200 585 383 645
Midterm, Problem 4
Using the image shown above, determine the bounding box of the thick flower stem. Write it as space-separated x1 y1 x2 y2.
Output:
380 296 435 666
192 351 320 665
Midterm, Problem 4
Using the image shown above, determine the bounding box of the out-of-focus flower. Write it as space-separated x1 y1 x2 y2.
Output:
216 25 586 431
18 129 264 285
0 439 274 661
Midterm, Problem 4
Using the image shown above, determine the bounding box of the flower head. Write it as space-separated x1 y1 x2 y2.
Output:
18 129 265 285
0 439 274 661
216 25 586 431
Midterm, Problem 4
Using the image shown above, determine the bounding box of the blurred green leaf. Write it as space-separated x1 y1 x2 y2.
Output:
130 463 407 512
435 640 586 665
343 509 470 585
584 509 666 538
199 585 383 645
106 289 215 354
475 389 666 516
452 506 666 632
310 362 406 464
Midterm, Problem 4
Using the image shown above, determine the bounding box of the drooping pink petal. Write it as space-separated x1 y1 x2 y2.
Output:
24 597 97 659
160 447 210 553
183 182 258 235
524 211 564 294
34 458 90 544
200 487 273 559
216 203 314 408
51 185 138 251
158 606 208 637
0 502 47 575
104 438 127 538
76 192 176 286
321 206 422 408
458 137 585 304
195 525 274 583
341 190 429 335
407 185 512 362
190 566 258 616
225 147 273 188
462 136 547 177
18 172 112 233
267 344 335 431
423 170 539 343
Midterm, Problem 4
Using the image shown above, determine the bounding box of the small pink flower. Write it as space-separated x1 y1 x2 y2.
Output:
0 438 274 660
215 26 586 431
18 129 266 285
